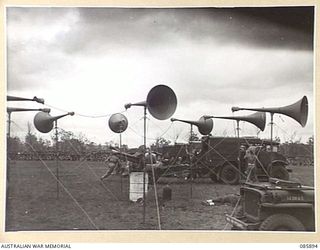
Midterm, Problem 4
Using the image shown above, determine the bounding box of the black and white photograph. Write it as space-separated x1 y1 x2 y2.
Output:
4 4 316 236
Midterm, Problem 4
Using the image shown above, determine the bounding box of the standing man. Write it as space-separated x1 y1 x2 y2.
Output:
100 154 121 180
244 146 258 182
238 145 247 182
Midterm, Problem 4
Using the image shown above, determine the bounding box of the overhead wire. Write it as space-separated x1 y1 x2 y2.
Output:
44 103 127 118
148 119 175 141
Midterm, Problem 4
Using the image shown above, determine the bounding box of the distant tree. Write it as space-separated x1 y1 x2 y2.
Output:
121 144 129 151
7 136 24 153
151 137 171 148
36 138 50 151
189 131 200 142
78 132 90 145
55 130 87 153
288 131 302 143
307 136 314 146
173 128 183 144
25 122 40 151
86 141 98 152
96 144 103 150
105 140 116 148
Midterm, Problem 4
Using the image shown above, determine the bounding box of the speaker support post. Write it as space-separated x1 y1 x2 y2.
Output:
189 124 193 198
124 85 177 225
55 120 60 199
143 106 147 223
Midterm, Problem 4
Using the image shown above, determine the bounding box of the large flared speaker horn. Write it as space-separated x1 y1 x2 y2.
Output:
125 84 177 120
204 111 266 131
7 107 50 113
232 96 308 127
108 113 128 133
171 116 213 135
34 111 75 133
147 85 177 120
7 95 45 104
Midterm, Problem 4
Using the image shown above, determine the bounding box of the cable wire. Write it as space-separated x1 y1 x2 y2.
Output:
44 103 127 118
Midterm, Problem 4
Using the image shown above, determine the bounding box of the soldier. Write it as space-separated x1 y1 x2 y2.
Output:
100 154 121 180
238 145 247 182
244 146 258 182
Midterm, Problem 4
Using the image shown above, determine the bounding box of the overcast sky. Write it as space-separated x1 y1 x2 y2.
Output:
6 6 314 147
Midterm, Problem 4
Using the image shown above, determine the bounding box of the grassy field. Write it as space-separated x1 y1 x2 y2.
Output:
5 160 315 231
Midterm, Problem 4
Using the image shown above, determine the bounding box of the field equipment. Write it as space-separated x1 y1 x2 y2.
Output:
170 116 213 135
34 111 75 133
7 95 45 104
108 113 128 133
125 84 177 120
204 111 266 137
226 178 315 231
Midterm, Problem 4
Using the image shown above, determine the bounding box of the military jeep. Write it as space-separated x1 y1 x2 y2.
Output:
226 178 315 231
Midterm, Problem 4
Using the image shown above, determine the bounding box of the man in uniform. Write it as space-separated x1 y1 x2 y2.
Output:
100 154 121 180
244 145 258 182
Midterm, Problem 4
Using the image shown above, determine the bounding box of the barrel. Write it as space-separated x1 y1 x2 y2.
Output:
129 172 148 202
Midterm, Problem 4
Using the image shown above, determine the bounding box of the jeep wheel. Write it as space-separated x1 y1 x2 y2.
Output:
220 164 239 185
270 165 289 180
259 214 305 231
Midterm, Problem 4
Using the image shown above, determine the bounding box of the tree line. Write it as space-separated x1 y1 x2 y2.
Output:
7 124 314 165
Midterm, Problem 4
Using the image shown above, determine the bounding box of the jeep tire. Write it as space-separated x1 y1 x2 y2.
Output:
259 214 305 231
220 163 239 185
269 165 289 180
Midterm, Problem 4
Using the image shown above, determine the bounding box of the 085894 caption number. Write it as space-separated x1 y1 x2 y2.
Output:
300 244 318 248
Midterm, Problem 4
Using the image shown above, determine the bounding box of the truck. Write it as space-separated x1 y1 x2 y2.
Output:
195 136 291 184
157 136 291 184
225 178 315 231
